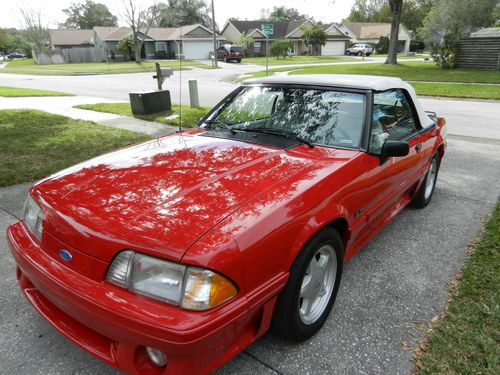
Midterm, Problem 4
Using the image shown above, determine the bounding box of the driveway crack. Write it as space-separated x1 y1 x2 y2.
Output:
437 190 498 205
241 350 284 374
0 205 19 220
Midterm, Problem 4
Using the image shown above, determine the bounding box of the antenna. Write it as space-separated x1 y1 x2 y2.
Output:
178 25 182 133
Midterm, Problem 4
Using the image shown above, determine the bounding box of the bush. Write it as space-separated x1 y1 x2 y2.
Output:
376 36 389 54
117 36 135 61
410 40 425 53
430 31 461 69
270 39 294 59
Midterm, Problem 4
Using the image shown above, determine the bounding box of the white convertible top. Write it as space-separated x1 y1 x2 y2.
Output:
244 74 434 128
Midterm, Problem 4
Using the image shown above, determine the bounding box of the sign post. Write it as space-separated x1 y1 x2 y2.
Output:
261 24 273 76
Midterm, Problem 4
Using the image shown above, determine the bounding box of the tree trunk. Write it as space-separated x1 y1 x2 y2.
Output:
135 40 142 62
385 0 403 65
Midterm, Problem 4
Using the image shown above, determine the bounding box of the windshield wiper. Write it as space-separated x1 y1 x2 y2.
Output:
239 127 315 148
204 119 237 134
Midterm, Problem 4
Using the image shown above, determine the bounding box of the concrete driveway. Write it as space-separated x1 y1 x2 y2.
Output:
0 64 499 374
1 130 498 375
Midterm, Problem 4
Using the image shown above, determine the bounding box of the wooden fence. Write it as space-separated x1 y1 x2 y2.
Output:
33 47 107 64
456 37 500 70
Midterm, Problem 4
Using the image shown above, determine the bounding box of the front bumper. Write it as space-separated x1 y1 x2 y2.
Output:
7 221 287 374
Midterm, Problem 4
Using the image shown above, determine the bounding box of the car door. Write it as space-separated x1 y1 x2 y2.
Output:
361 89 427 230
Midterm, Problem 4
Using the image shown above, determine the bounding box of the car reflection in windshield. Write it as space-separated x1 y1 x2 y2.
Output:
201 86 365 150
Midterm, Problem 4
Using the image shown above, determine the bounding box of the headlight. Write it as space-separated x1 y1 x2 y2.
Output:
23 196 43 240
106 251 238 310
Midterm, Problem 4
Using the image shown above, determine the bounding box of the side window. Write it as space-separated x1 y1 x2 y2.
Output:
369 89 418 153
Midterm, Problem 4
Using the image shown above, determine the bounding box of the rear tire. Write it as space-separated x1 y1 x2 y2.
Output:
272 227 343 341
410 153 440 208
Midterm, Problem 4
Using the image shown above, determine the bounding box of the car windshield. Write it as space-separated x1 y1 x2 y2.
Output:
230 46 243 52
202 86 366 149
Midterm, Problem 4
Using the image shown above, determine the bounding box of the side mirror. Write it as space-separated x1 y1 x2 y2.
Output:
381 140 409 158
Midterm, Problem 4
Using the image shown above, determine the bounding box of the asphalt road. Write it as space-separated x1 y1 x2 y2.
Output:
1 64 499 141
0 65 499 374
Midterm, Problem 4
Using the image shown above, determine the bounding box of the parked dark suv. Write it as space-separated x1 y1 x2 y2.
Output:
217 45 244 63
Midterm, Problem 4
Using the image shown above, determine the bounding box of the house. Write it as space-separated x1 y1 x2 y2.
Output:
221 19 350 56
48 24 222 60
94 24 223 60
338 22 412 53
49 29 95 49
322 24 352 55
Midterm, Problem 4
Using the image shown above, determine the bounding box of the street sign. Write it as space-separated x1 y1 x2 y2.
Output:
261 24 273 36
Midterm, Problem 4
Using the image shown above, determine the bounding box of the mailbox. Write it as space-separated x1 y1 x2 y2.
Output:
129 90 171 115
160 68 173 77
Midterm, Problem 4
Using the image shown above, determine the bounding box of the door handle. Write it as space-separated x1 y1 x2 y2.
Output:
415 143 422 153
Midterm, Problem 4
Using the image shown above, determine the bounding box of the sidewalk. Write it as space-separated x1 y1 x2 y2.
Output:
0 95 176 137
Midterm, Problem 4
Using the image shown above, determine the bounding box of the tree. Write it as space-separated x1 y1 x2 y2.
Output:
302 27 328 56
270 39 294 59
122 0 160 62
420 0 499 43
61 0 118 29
430 28 461 68
346 0 435 32
155 0 211 27
385 0 403 64
375 35 389 53
0 29 10 53
237 32 254 54
8 35 33 56
117 35 135 60
261 6 308 21
19 7 49 50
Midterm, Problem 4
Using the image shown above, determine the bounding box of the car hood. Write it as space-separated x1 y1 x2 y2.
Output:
34 133 330 262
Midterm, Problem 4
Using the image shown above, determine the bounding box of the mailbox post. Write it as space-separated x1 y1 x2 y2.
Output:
129 63 173 115
153 62 173 90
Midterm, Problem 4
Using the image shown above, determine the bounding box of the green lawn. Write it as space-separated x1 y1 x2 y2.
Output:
75 102 210 128
0 59 212 76
411 82 500 100
416 203 500 374
243 55 358 66
244 61 500 84
0 110 150 187
240 61 500 100
370 53 430 60
0 86 72 97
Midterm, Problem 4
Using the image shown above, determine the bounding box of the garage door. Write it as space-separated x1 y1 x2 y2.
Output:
322 41 346 56
182 41 214 60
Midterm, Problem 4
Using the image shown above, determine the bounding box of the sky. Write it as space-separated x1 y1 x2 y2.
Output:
2 0 355 29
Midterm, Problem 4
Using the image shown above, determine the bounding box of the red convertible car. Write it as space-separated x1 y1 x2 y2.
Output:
8 75 446 374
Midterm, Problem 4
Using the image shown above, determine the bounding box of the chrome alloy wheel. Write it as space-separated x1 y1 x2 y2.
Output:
424 157 438 200
299 244 337 325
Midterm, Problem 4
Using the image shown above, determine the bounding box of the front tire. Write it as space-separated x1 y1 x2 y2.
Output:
272 227 343 341
410 153 440 208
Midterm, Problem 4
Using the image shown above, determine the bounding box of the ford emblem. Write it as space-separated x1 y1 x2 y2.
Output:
59 249 73 261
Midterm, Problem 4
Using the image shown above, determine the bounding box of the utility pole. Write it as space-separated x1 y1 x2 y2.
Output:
211 0 218 68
